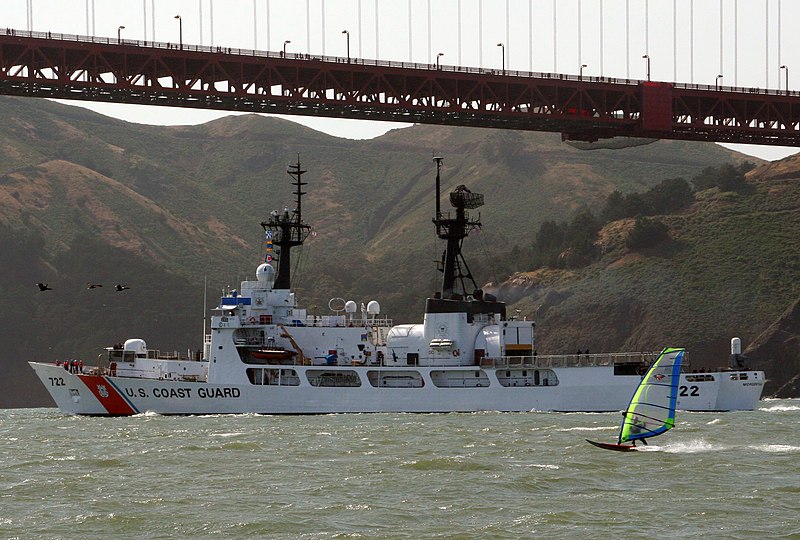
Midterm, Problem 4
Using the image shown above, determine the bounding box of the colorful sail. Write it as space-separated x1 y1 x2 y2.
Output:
618 347 685 444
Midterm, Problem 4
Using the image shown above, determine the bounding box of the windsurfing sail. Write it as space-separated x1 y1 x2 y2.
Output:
618 347 685 445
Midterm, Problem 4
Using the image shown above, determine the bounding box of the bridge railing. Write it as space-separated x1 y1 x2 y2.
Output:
5 27 798 97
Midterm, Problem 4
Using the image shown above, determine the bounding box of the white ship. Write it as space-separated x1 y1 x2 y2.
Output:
30 156 765 415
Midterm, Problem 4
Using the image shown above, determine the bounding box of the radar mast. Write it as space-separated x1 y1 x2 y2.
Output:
431 156 483 299
261 154 312 290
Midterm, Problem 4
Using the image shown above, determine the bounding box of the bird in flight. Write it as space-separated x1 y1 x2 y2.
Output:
37 283 53 291
115 284 131 291
86 283 103 289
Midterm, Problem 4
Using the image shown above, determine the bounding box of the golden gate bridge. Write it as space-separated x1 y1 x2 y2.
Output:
3 0 799 147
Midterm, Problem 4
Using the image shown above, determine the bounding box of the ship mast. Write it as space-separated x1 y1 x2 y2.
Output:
261 154 312 290
432 156 483 299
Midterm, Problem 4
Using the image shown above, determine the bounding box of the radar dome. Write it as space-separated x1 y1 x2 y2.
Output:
367 300 381 315
256 263 276 284
124 338 147 354
344 300 357 313
731 337 742 355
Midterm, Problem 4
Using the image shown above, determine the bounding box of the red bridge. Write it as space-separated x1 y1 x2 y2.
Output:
2 29 800 147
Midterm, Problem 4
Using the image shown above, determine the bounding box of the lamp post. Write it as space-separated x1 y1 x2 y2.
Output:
497 43 505 73
117 25 125 44
580 63 587 78
341 30 350 62
283 39 291 57
780 65 789 93
436 52 444 69
174 15 182 50
642 54 650 81
716 74 723 90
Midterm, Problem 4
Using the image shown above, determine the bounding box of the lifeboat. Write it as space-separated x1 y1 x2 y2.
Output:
249 348 297 363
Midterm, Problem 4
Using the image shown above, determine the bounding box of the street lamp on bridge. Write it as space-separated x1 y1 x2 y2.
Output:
117 26 125 44
642 54 650 81
341 30 350 63
436 52 444 69
580 63 587 79
174 15 182 50
780 65 789 94
283 40 291 57
716 74 723 90
497 43 505 73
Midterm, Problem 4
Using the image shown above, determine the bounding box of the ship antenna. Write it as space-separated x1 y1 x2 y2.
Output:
431 156 483 299
433 154 443 219
202 275 207 336
261 154 312 290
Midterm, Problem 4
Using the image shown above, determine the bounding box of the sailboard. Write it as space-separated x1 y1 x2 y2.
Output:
587 347 685 451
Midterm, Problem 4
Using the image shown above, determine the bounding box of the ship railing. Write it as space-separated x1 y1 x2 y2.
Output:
480 352 656 369
112 367 206 382
293 316 394 328
144 349 205 361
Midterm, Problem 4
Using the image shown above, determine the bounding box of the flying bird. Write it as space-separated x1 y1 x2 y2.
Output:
86 283 103 289
37 283 53 291
115 284 130 291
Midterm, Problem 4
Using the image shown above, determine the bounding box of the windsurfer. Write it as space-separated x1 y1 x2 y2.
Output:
623 412 649 446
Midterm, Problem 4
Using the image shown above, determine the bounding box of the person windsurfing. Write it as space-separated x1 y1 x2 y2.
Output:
624 412 648 446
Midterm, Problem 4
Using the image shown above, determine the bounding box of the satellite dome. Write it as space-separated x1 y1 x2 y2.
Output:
124 338 147 354
344 300 357 313
367 300 381 315
731 337 742 355
256 263 276 285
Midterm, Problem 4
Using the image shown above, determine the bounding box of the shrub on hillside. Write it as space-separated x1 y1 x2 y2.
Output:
625 216 670 250
602 177 694 222
692 162 755 193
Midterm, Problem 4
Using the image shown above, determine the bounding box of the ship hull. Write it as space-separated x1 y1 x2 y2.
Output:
30 362 765 416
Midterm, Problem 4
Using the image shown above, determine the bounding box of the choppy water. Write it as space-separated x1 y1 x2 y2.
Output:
1 401 798 539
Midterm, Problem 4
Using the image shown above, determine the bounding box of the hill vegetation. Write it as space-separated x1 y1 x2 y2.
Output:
0 95 797 406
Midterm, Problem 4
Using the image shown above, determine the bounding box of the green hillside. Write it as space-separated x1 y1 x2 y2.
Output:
1 95 796 406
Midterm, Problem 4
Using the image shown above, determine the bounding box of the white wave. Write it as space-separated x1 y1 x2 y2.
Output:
556 426 615 432
760 405 800 412
751 444 800 453
660 440 720 453
134 410 161 417
209 432 245 438
706 418 722 425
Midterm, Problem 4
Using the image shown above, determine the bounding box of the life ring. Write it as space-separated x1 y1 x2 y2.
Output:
452 349 460 357
248 317 256 324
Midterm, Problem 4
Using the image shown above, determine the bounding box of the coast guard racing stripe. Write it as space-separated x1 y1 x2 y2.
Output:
78 375 139 415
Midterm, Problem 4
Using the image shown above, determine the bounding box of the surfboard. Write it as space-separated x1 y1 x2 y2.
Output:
585 439 638 452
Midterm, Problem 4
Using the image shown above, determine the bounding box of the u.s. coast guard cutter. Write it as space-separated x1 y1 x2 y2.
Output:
29 156 765 415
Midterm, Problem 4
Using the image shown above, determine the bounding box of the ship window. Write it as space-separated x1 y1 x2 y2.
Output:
367 370 424 388
431 370 490 388
496 368 558 388
406 353 419 366
246 368 299 386
307 369 362 387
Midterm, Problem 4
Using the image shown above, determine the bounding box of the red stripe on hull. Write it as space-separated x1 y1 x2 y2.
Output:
78 375 136 415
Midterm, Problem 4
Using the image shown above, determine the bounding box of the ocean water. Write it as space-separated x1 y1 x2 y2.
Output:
1 401 798 539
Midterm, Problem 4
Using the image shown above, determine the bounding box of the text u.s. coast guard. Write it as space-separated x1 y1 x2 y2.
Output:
124 387 241 399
